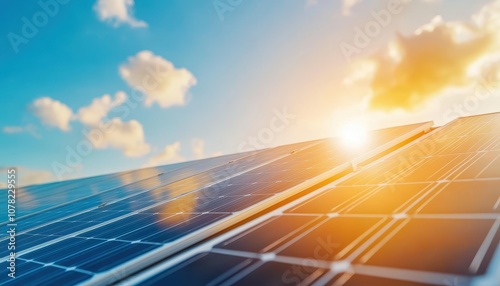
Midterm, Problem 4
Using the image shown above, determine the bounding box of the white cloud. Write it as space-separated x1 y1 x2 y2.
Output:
3 126 23 133
93 0 147 28
120 50 197 108
31 97 74 131
74 91 150 157
29 92 149 158
2 124 40 138
78 91 127 126
147 142 184 166
89 118 150 157
191 138 205 159
342 0 500 111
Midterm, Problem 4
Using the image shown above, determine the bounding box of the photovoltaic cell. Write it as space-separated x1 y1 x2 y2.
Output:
0 151 257 233
130 113 500 286
0 122 431 285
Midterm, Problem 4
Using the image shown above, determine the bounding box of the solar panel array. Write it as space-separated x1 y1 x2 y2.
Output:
125 113 500 286
0 122 432 285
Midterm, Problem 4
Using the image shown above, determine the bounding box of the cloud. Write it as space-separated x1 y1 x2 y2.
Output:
147 142 184 166
88 118 150 157
3 124 40 138
29 92 149 158
344 0 500 111
120 50 197 108
78 91 127 126
31 97 74 131
74 92 150 157
3 126 23 133
93 0 147 27
191 139 205 159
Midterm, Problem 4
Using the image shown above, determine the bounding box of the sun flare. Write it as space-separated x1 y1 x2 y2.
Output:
340 121 368 148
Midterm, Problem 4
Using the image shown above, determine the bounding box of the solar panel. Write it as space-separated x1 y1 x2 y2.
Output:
126 113 500 286
3 152 252 218
0 122 432 285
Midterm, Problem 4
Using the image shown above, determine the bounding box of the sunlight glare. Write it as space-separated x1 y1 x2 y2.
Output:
340 121 368 148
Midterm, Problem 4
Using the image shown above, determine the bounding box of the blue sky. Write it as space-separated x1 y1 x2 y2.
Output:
1 0 500 186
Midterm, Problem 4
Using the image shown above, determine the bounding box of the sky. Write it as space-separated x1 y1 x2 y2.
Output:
1 0 500 187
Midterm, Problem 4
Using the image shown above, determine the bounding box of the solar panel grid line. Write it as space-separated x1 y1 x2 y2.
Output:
288 177 439 217
284 186 373 214
125 116 500 285
8 169 171 211
344 120 500 270
218 258 328 286
0 175 176 239
0 149 275 240
148 216 484 282
383 185 435 215
449 153 490 181
4 173 164 225
328 218 390 260
413 214 500 220
216 260 270 286
354 143 482 187
349 122 433 168
469 219 500 273
0 139 319 284
4 143 302 258
335 184 431 215
331 217 396 260
332 187 382 214
473 242 500 286
19 173 120 200
84 164 350 286
454 151 498 178
413 183 453 213
319 265 474 286
356 218 411 264
119 174 397 284
382 152 471 186
88 123 435 285
118 123 445 285
12 152 253 219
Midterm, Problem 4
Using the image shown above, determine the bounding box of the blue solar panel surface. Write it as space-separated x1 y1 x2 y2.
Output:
0 122 432 285
129 114 500 286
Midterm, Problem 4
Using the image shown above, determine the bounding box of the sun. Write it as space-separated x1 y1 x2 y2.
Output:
339 121 369 148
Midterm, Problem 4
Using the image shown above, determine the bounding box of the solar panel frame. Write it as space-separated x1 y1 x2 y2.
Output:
0 138 326 283
106 122 433 285
6 152 253 220
0 151 265 236
122 115 500 286
1 122 433 285
99 122 434 286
